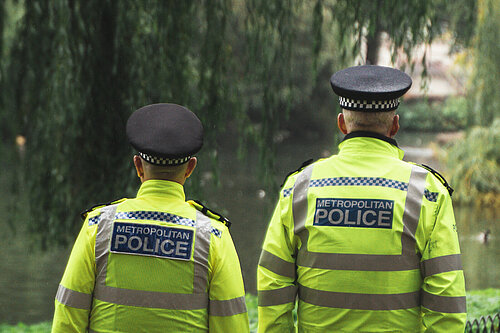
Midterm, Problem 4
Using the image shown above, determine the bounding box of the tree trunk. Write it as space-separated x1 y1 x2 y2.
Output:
365 28 382 65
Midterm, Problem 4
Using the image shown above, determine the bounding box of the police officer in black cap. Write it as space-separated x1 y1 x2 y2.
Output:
257 66 466 332
53 103 250 332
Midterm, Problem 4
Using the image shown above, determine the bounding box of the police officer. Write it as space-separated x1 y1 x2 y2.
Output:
52 103 249 332
257 66 466 332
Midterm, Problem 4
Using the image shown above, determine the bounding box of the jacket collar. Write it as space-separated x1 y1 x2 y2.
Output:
342 131 398 147
339 131 404 160
136 179 186 201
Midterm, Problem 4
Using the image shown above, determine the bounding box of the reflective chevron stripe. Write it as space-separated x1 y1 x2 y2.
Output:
209 296 247 316
258 285 298 307
421 290 466 313
298 284 420 310
55 284 92 310
421 254 463 277
93 284 208 310
258 250 296 279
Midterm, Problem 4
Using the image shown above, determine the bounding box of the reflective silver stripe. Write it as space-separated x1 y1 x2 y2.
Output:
95 204 119 287
258 250 296 279
292 165 313 237
258 285 297 307
55 284 92 310
299 284 420 310
209 296 247 316
422 254 463 277
93 284 208 310
194 211 211 294
400 165 427 256
421 290 466 313
297 250 419 271
294 165 428 272
93 206 211 310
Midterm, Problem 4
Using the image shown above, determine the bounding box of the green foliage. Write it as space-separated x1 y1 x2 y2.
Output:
398 97 469 132
0 322 51 333
466 289 500 322
3 0 244 247
446 119 500 206
327 0 438 69
2 0 347 247
246 293 258 332
0 0 486 248
470 0 500 126
433 0 477 52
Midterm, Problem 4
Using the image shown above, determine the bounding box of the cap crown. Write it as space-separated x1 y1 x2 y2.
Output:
330 65 412 111
126 103 203 165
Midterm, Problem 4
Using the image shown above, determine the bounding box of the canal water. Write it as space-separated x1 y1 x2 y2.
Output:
0 132 498 324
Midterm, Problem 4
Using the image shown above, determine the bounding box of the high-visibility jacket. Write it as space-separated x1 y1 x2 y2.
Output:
257 132 466 333
53 179 249 333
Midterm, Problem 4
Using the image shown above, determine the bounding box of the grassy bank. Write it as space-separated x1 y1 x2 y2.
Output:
2 290 498 332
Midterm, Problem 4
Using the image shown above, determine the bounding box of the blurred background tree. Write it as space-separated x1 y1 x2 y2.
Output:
469 0 499 126
446 0 500 206
0 0 496 247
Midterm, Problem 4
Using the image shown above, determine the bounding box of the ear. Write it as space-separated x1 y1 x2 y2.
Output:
184 157 197 179
133 155 145 181
337 113 348 135
389 114 400 137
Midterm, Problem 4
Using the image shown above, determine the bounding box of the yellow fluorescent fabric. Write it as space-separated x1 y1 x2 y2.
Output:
52 179 249 333
257 135 466 333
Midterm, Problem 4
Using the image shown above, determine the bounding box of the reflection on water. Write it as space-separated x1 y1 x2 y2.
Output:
455 206 499 291
0 133 498 324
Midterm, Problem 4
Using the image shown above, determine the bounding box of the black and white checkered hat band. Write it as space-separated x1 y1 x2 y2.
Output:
339 97 400 111
139 152 191 166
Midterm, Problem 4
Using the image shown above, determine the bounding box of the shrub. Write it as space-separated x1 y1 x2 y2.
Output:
399 97 469 132
446 119 500 206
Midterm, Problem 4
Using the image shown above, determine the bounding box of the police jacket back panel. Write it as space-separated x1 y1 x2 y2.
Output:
257 134 466 333
52 180 249 333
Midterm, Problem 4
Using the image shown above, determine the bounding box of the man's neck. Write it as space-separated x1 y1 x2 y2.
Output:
343 131 398 147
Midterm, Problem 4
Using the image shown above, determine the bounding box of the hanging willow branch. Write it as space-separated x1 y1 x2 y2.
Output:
243 0 298 188
5 0 459 248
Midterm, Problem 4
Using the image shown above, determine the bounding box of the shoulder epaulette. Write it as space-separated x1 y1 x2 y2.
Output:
417 163 454 196
80 198 127 220
188 200 231 229
281 158 314 188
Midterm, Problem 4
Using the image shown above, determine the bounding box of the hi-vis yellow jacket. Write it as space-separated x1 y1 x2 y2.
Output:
257 132 466 333
52 180 249 333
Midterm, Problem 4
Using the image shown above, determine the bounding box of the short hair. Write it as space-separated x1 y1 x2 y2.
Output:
141 157 189 180
342 109 395 133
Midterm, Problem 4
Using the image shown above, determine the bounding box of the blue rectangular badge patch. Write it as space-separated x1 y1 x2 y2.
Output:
313 198 394 229
110 222 194 260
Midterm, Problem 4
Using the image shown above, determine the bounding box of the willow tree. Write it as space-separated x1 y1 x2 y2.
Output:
6 0 299 247
470 0 500 126
6 0 229 247
5 0 464 247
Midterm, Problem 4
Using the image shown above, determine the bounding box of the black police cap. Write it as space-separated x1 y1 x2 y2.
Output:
126 103 203 166
330 65 412 112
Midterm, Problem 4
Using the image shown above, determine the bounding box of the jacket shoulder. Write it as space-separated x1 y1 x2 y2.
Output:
188 200 231 229
412 163 454 196
80 198 127 220
281 158 315 188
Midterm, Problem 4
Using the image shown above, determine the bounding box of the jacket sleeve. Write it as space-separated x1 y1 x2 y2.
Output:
52 217 97 333
420 191 466 332
257 196 297 333
208 224 250 333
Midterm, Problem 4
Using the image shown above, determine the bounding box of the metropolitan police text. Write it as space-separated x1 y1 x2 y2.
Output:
110 222 194 260
314 198 394 228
